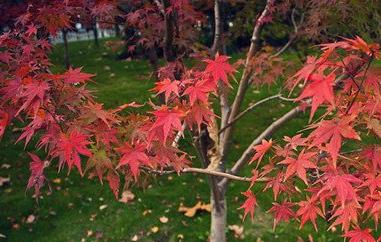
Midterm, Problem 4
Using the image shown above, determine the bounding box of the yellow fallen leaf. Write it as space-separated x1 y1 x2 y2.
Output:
52 178 61 184
142 209 152 216
228 224 244 239
86 230 93 237
150 226 159 233
178 201 211 217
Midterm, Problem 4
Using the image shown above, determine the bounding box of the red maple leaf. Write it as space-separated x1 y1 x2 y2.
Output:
264 172 289 200
344 36 379 56
344 228 376 242
319 173 362 207
82 102 118 129
239 190 257 221
268 201 295 229
185 102 214 131
116 142 149 179
106 171 120 199
149 106 185 143
62 67 94 84
309 117 361 165
283 134 306 150
27 153 47 197
0 111 9 139
361 173 381 194
183 78 215 105
288 56 318 90
250 139 272 165
296 73 336 120
329 201 360 232
296 197 323 230
55 130 92 175
17 81 50 116
151 78 179 103
362 147 381 170
204 53 235 85
279 151 317 184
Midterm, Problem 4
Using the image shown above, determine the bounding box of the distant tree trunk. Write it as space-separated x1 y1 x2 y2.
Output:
93 21 99 47
114 23 121 37
62 29 70 70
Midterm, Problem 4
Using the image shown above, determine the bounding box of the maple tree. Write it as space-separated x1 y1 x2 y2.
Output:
1 0 381 241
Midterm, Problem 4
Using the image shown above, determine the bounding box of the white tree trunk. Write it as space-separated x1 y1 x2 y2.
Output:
210 191 226 242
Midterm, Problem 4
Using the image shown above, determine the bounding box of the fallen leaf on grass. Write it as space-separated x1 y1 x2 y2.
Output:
85 230 93 237
178 201 211 217
118 190 135 204
26 215 35 224
159 216 168 223
142 210 152 216
228 224 244 239
99 205 108 210
131 234 139 241
1 164 10 169
150 226 159 233
0 177 10 187
12 224 20 230
52 178 61 184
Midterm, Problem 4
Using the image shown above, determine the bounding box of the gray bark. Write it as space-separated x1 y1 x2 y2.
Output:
210 190 226 242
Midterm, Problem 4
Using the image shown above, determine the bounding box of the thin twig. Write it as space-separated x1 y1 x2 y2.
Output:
219 106 302 187
142 166 267 182
219 94 294 135
272 8 304 58
345 54 374 114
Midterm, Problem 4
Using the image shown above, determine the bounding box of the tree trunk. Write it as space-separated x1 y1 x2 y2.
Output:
210 189 227 242
62 29 70 70
93 21 99 47
114 22 121 37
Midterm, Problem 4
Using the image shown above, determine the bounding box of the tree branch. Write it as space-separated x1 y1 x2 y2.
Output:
219 106 302 187
272 8 304 58
211 0 222 56
162 0 177 62
220 0 275 159
219 94 294 135
142 166 267 183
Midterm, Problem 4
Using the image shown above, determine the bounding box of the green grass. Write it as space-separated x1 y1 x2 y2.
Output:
0 39 347 242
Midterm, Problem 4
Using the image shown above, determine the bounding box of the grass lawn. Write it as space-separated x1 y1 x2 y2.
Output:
0 39 347 242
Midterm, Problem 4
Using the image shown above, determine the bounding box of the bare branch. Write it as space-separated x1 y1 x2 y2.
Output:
272 8 304 58
220 0 275 157
211 0 223 56
172 123 186 148
142 166 268 183
219 106 302 187
219 94 293 135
